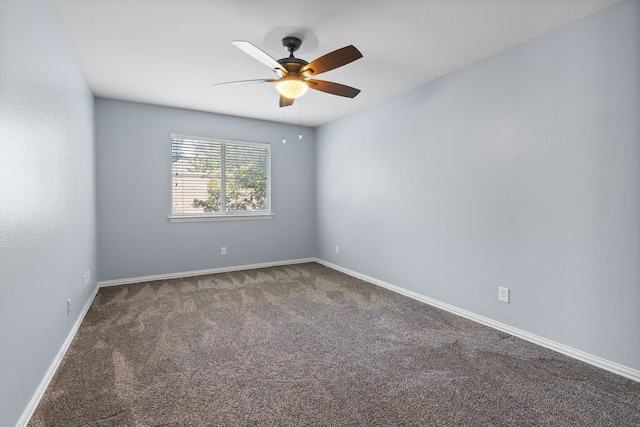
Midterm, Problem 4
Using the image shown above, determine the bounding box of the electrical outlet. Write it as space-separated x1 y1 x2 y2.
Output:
221 247 227 256
67 299 72 316
83 270 91 288
498 286 510 303
335 245 340 254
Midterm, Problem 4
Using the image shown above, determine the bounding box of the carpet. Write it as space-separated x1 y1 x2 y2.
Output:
30 263 640 426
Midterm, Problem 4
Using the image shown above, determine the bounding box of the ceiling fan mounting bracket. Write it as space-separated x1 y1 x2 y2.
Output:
282 36 302 54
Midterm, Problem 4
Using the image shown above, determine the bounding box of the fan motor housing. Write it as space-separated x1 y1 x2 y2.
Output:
277 57 308 73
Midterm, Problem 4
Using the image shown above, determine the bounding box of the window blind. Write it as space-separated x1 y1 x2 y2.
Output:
171 135 270 216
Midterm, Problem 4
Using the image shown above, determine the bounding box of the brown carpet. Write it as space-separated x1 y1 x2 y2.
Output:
30 263 640 426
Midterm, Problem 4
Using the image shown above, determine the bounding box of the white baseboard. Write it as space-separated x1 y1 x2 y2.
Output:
315 259 640 383
98 258 317 287
17 284 101 427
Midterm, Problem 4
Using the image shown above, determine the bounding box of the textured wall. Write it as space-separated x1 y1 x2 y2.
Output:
316 0 640 371
96 99 316 281
0 0 97 424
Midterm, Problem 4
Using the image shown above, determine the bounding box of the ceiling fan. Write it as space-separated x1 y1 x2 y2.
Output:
215 36 363 107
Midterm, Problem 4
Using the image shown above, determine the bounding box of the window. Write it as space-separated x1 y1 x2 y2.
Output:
170 134 272 222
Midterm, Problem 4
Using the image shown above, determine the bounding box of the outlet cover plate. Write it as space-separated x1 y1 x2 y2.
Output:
498 286 510 303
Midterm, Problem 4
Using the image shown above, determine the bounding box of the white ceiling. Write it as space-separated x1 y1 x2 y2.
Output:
47 0 622 127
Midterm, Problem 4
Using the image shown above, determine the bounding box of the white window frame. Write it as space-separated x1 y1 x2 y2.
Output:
169 134 273 223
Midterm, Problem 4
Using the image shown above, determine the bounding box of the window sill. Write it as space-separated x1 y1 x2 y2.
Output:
169 213 274 223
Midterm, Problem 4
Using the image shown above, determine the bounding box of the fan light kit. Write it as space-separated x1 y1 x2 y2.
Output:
276 77 309 99
215 36 363 108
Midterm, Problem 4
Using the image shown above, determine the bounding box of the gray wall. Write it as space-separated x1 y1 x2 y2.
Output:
316 0 640 371
0 0 98 424
96 99 316 281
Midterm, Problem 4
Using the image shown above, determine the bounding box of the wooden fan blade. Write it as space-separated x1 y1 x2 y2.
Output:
213 78 276 86
231 41 287 74
307 79 361 98
299 45 362 77
279 95 295 108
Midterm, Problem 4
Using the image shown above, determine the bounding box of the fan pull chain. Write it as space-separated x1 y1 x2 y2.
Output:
282 107 287 144
298 98 303 140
